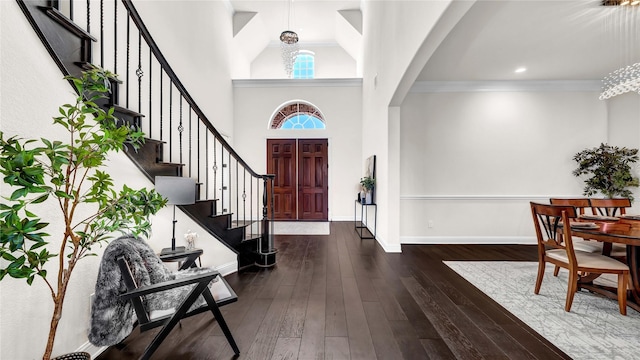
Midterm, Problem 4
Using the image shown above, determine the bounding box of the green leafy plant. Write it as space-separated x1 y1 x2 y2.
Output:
572 143 639 201
360 176 375 191
0 68 167 360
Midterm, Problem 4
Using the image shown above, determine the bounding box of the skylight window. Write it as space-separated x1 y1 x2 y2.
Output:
292 51 315 79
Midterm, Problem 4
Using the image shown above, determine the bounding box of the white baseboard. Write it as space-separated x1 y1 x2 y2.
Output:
77 341 107 359
215 260 238 277
372 234 402 253
400 236 536 245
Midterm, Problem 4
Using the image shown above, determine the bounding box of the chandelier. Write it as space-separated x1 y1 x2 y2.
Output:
599 63 640 100
280 0 299 78
599 1 640 100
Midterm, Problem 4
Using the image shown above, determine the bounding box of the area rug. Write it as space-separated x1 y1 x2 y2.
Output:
444 261 640 360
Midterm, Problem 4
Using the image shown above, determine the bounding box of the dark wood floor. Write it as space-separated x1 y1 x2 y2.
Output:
97 221 571 360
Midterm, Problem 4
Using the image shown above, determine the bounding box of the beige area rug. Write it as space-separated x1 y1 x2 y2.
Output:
444 261 640 360
272 221 330 235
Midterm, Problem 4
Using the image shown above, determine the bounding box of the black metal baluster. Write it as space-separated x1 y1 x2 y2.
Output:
169 83 173 162
100 0 103 67
243 168 246 234
178 95 183 166
69 0 73 22
205 132 209 200
113 0 117 74
86 0 89 34
159 70 163 141
197 117 201 183
221 148 225 213
236 159 239 225
213 138 217 204
136 32 142 114
148 51 152 134
250 175 254 238
126 13 130 108
188 108 192 177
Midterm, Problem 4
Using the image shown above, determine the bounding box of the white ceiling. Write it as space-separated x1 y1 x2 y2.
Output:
229 0 640 82
419 0 640 82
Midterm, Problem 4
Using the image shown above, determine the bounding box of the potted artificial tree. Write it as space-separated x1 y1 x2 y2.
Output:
0 68 166 360
572 143 640 201
360 176 375 204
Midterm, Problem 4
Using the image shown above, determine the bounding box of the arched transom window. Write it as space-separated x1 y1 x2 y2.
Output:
270 101 325 129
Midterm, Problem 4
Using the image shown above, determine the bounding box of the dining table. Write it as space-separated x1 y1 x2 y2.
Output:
570 215 640 312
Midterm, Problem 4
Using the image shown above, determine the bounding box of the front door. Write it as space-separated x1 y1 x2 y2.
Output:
267 138 328 220
298 139 328 220
267 139 296 219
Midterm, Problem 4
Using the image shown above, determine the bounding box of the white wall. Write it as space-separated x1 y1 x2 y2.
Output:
232 81 363 220
607 92 640 151
0 2 235 359
361 0 457 251
399 89 616 244
133 0 236 138
250 44 357 79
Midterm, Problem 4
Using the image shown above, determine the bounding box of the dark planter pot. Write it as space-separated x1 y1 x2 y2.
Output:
52 352 91 360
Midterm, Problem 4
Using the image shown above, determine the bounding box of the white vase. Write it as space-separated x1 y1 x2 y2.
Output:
365 191 372 204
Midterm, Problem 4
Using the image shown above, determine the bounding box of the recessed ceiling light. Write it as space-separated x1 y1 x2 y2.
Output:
515 67 527 73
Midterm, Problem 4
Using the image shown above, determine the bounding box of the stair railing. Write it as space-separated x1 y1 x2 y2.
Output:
28 0 276 267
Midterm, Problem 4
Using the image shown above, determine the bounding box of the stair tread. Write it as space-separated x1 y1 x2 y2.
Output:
148 161 182 166
112 104 145 117
144 138 166 144
38 6 97 41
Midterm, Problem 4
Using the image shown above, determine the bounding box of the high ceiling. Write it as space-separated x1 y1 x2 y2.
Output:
229 0 361 44
229 0 640 82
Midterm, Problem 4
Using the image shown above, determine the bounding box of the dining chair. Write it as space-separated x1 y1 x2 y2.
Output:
589 198 632 217
530 202 630 315
549 198 627 259
549 198 591 215
549 198 611 254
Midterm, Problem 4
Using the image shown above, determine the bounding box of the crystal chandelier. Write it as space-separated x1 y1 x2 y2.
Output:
599 1 640 100
280 0 299 78
599 63 640 100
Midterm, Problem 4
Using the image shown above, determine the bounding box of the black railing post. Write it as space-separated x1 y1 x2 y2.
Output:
256 175 276 268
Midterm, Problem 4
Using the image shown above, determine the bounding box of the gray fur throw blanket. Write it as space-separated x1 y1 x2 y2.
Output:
88 235 216 346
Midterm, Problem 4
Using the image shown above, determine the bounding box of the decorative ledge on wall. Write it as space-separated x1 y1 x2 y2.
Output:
400 195 568 201
410 80 602 93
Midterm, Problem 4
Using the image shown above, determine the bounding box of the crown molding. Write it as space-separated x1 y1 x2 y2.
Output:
410 80 602 93
233 78 363 88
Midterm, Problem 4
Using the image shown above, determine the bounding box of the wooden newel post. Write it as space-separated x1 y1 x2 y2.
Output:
256 175 277 267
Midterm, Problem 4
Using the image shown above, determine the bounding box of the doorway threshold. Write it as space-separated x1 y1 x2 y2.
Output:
273 221 330 235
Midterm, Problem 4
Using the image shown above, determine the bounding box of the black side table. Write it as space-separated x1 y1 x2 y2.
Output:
354 199 377 239
159 248 203 270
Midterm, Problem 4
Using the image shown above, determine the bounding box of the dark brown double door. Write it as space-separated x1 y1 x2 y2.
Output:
267 139 328 220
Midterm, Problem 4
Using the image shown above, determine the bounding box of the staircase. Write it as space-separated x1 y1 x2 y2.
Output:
16 0 276 270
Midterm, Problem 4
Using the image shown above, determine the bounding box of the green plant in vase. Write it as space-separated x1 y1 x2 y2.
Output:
360 176 375 204
0 68 167 360
572 143 639 201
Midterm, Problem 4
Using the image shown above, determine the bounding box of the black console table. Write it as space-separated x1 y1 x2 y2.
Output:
354 200 377 239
